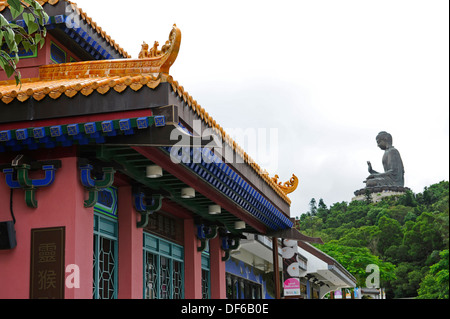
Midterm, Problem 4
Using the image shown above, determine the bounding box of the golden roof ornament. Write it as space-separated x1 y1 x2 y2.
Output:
271 174 299 195
138 42 150 58
138 24 181 75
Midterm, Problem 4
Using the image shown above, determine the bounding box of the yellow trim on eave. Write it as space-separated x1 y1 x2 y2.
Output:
0 74 161 104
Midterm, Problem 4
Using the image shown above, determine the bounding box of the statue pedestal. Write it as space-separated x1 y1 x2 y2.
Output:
352 186 410 203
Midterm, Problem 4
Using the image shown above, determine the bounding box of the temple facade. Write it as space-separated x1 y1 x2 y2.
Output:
0 0 303 299
0 0 358 300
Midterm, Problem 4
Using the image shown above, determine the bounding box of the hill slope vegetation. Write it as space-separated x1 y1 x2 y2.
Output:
295 181 449 299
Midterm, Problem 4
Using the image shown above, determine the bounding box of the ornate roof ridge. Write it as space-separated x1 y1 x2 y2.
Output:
38 24 180 80
0 0 131 58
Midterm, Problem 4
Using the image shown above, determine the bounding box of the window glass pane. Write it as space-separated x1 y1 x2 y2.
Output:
144 252 157 299
160 256 170 299
201 252 210 299
93 234 97 299
173 260 183 299
226 273 262 300
93 214 118 299
98 237 116 299
143 232 184 299
202 269 210 299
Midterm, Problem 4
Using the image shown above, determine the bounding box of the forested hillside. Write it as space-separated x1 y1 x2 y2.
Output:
295 181 449 299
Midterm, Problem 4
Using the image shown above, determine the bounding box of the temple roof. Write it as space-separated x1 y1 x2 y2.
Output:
0 23 181 103
0 73 295 206
0 64 162 103
0 22 298 206
0 0 130 59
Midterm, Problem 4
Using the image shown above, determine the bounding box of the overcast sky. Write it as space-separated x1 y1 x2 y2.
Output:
73 0 449 217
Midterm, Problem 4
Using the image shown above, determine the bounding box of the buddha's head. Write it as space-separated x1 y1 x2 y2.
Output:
376 131 392 150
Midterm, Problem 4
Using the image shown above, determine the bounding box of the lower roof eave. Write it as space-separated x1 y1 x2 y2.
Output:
266 227 323 244
325 265 357 288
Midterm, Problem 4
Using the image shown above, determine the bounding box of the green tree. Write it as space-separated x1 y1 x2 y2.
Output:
308 216 323 237
377 216 403 255
364 188 372 204
316 198 328 219
0 0 48 84
384 244 410 263
318 198 327 210
403 211 417 223
309 198 317 216
318 243 396 287
309 181 448 298
334 225 380 254
417 249 449 299
403 211 446 263
388 262 426 298
398 190 417 207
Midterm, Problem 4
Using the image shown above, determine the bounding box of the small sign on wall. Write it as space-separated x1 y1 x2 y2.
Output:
282 239 301 296
30 227 65 299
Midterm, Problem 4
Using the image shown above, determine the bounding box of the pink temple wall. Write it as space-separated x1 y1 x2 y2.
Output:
210 236 227 299
118 186 143 299
0 154 228 299
0 34 81 81
183 218 204 299
0 156 93 299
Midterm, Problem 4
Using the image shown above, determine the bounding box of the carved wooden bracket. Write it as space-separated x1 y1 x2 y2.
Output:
133 192 163 228
196 224 218 252
79 164 115 207
220 235 241 262
2 161 61 208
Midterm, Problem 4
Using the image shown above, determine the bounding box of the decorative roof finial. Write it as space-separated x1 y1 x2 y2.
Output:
138 24 181 75
272 174 299 195
138 42 150 58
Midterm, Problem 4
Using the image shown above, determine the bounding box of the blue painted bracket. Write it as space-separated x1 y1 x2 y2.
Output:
3 168 20 188
1 162 60 208
221 236 241 261
221 236 230 251
31 165 58 187
80 164 96 188
197 224 208 252
79 164 116 207
196 224 218 252
134 193 163 228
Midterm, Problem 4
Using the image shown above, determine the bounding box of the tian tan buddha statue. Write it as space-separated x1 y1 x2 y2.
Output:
364 131 405 188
